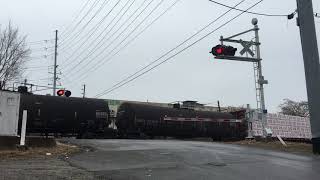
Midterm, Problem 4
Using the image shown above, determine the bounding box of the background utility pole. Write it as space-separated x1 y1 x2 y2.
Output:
82 84 86 98
53 30 58 96
296 0 320 154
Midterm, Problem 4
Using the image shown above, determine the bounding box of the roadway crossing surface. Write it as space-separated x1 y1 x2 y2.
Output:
65 139 320 180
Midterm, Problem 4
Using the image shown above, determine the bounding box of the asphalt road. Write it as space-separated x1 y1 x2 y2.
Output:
64 139 320 180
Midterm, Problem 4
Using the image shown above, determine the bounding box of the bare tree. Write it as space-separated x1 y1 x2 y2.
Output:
0 22 30 89
279 99 309 117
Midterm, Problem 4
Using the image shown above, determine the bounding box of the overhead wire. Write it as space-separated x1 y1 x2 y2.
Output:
209 0 292 17
27 39 54 45
94 0 264 98
22 65 53 70
61 0 143 70
59 0 110 50
70 0 166 78
13 81 60 89
60 0 124 66
59 0 101 44
60 0 92 37
70 0 181 83
32 87 52 92
60 0 138 88
65 0 164 80
62 0 153 75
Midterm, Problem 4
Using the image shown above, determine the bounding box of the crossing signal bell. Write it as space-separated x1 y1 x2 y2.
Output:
210 45 237 57
57 89 71 97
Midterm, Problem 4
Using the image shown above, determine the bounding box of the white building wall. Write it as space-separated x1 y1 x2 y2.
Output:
0 91 20 136
251 113 312 139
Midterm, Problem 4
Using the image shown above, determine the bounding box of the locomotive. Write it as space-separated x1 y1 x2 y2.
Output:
116 102 247 140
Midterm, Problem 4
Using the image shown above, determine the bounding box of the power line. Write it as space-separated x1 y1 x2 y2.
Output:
60 0 124 65
27 39 54 44
59 0 101 44
59 0 110 49
70 0 181 83
60 0 110 48
209 0 292 17
62 0 154 75
13 81 61 89
93 0 245 97
60 0 92 37
32 87 52 92
29 46 55 50
61 0 137 68
22 65 53 70
26 54 54 60
67 0 164 79
94 0 263 98
88 0 245 94
28 77 53 81
29 47 55 53
61 0 139 88
60 1 143 77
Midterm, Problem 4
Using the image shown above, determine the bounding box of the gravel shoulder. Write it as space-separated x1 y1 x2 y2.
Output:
0 141 80 160
0 141 94 180
223 139 313 155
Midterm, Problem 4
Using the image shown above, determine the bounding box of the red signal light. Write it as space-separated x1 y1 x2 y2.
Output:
216 47 223 55
57 89 65 96
210 45 237 57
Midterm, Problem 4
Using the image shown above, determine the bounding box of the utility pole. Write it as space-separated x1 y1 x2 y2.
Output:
53 30 58 96
81 84 86 98
296 0 320 154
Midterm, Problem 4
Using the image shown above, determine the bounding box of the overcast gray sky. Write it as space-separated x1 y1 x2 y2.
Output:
1 0 319 112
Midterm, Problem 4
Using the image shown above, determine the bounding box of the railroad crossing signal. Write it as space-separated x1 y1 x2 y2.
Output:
210 18 268 137
210 40 261 62
210 45 237 56
239 40 255 57
57 89 71 97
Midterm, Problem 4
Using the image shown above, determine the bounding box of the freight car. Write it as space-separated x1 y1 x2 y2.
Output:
18 93 110 138
116 102 247 140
